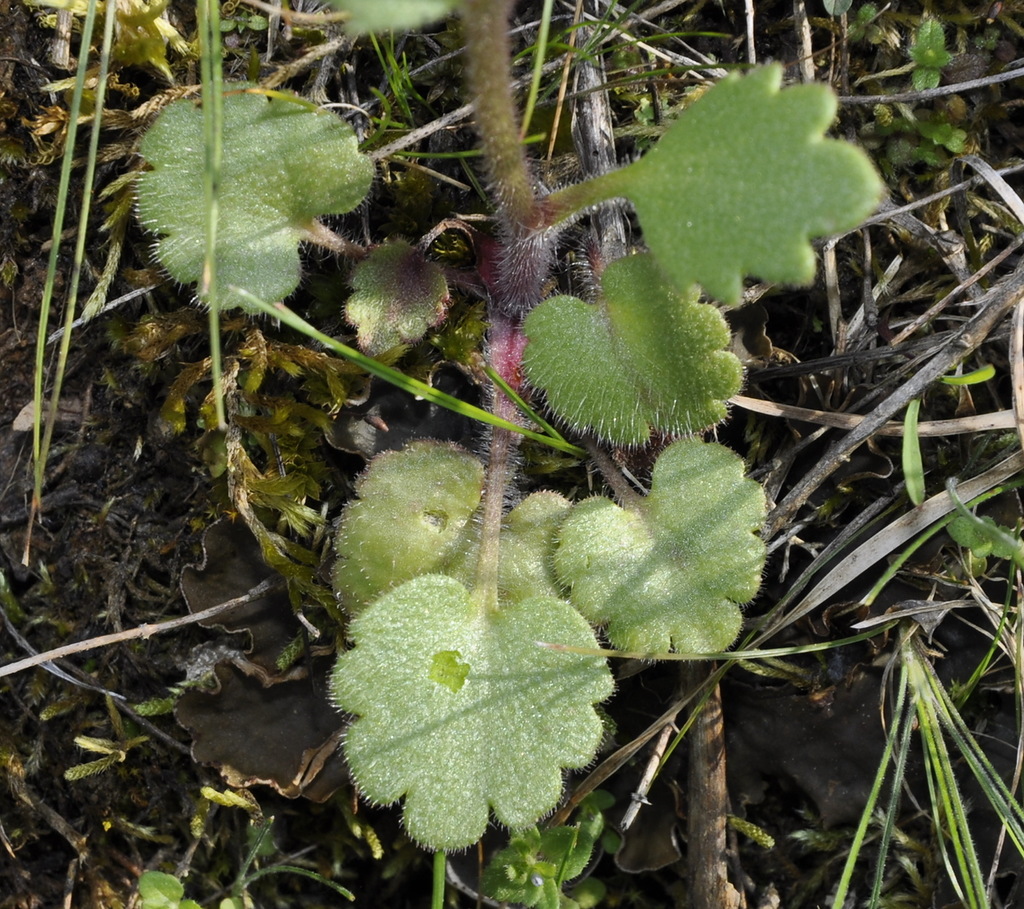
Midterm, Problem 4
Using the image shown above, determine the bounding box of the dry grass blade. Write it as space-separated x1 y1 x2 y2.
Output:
733 395 1020 437
763 448 1024 638
0 579 283 680
765 258 1024 540
1013 300 1024 453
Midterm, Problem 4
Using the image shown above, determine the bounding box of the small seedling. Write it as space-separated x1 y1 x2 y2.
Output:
909 19 952 91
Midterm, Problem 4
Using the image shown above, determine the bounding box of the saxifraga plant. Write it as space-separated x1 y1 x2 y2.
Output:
134 0 882 898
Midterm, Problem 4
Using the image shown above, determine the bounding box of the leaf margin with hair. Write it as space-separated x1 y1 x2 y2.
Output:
137 88 374 313
551 64 882 304
624 65 881 303
554 439 766 654
522 254 742 445
345 239 450 355
331 573 614 850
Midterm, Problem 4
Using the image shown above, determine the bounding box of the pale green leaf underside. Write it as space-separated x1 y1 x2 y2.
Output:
346 239 449 355
555 439 766 653
523 254 742 445
137 89 373 312
326 0 459 33
332 441 570 613
610 64 882 303
332 441 483 611
331 575 613 850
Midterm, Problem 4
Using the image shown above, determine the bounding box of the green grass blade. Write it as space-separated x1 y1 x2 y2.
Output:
941 364 995 385
30 0 100 540
198 0 227 429
541 624 896 662
519 0 555 140
483 363 569 443
902 398 925 506
830 654 909 908
867 659 917 907
918 642 1024 857
30 0 116 556
906 637 988 907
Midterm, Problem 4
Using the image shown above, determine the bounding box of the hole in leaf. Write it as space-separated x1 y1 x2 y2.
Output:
422 510 448 532
429 650 470 693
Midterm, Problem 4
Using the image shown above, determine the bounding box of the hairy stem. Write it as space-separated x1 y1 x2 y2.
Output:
304 220 367 260
473 312 526 612
474 413 516 614
461 0 540 231
461 0 553 317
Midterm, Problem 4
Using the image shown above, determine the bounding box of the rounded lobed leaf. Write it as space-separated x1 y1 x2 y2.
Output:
332 441 483 612
331 574 614 850
333 442 574 613
346 239 450 355
615 65 882 303
555 439 766 654
523 254 742 445
498 491 572 604
137 89 374 312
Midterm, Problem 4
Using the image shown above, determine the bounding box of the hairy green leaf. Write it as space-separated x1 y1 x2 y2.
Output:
325 0 460 33
603 65 882 303
137 89 373 312
346 240 449 355
948 514 1024 563
498 492 572 604
331 574 613 850
332 441 571 612
910 19 952 70
523 254 741 445
332 441 483 611
555 440 766 653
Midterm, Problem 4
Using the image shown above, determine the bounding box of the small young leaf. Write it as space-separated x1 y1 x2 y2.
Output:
346 239 449 355
595 65 882 303
325 0 460 34
523 254 742 445
555 439 766 653
137 89 374 312
916 117 966 153
910 19 952 70
481 828 564 909
137 872 201 909
481 791 609 907
331 574 613 850
912 67 942 91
